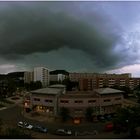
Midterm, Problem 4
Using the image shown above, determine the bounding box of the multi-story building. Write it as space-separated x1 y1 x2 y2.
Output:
79 77 140 90
69 73 97 82
34 67 50 87
69 72 131 82
24 71 34 83
25 86 124 118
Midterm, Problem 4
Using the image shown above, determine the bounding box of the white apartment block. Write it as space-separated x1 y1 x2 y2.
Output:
34 67 50 87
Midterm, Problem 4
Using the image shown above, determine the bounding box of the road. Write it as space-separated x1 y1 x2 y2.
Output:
0 104 129 139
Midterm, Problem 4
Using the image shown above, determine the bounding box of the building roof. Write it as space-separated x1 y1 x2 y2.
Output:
59 91 99 98
95 88 123 95
31 88 62 95
49 84 66 88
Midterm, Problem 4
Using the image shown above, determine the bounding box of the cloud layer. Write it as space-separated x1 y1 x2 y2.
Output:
0 2 122 71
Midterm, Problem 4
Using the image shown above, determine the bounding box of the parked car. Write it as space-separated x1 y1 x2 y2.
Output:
55 129 72 136
104 123 114 132
17 121 33 129
97 115 105 122
33 125 48 133
104 114 112 121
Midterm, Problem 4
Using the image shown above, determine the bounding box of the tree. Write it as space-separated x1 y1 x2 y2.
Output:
62 78 79 91
135 90 140 103
5 128 32 138
85 107 94 122
113 106 140 137
24 81 42 91
7 79 17 96
0 118 3 133
60 107 70 122
112 86 131 98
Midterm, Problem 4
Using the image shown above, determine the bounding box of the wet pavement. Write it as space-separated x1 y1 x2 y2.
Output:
0 96 130 139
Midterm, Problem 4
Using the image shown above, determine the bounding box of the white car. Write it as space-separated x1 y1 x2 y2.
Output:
18 121 33 129
55 129 72 135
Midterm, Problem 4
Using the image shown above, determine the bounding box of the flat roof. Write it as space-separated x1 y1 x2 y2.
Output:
95 88 123 95
31 88 62 95
59 91 99 98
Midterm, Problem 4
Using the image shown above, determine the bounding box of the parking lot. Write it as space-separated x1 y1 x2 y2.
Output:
0 97 130 139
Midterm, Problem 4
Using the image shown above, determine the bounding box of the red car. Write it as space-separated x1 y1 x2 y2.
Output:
104 123 114 132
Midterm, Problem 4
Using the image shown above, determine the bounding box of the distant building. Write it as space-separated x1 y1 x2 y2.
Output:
34 67 50 87
79 77 140 90
69 73 131 82
24 71 34 83
49 70 69 83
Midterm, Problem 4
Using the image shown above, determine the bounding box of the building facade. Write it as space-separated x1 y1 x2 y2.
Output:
24 71 34 83
25 86 124 118
79 77 140 90
59 88 123 117
69 73 131 82
34 67 50 87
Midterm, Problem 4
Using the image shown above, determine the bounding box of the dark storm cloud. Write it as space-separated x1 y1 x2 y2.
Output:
0 2 121 69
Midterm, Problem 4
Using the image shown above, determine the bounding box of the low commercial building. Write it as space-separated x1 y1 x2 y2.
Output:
30 88 64 116
59 88 123 118
25 86 124 118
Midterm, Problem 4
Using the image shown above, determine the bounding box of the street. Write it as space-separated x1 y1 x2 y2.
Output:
0 104 129 138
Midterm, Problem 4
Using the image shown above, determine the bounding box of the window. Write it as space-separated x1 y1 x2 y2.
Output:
104 99 111 102
88 100 96 103
74 100 83 103
60 100 69 103
115 98 121 100
45 99 53 103
34 98 40 101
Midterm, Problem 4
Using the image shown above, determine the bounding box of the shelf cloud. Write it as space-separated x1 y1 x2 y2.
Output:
0 2 122 71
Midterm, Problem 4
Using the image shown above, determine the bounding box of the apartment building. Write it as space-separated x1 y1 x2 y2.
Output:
24 67 50 87
69 73 131 82
34 67 50 87
25 86 123 118
69 72 97 82
79 77 140 90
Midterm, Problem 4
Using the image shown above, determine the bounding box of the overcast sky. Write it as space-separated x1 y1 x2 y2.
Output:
0 1 140 77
